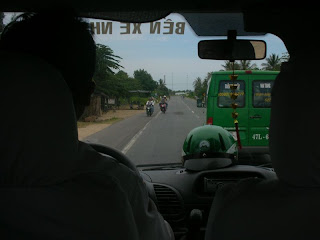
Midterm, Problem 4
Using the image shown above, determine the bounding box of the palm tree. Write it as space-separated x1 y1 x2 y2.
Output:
261 54 282 71
193 77 202 89
238 60 258 70
281 52 290 62
93 44 123 95
159 79 164 86
193 77 203 97
95 44 123 76
204 72 213 82
221 60 240 70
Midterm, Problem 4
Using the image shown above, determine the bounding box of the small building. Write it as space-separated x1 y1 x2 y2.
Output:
128 90 151 109
79 91 107 120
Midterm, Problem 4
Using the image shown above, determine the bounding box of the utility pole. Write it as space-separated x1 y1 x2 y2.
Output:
187 74 188 91
171 72 173 91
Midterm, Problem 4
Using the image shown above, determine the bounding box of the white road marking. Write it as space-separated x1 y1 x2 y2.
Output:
154 110 161 119
181 99 204 123
182 100 192 112
121 110 160 154
121 121 150 154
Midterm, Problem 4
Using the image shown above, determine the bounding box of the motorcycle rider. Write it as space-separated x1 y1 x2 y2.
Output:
159 95 168 110
146 97 154 115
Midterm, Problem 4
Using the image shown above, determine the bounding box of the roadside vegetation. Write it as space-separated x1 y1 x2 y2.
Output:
93 44 170 100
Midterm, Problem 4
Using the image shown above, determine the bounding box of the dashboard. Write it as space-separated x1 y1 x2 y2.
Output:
90 143 277 238
139 165 277 238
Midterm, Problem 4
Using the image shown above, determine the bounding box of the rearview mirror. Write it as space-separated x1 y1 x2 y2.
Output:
198 40 266 60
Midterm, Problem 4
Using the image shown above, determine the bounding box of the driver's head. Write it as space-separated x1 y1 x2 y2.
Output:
0 9 96 119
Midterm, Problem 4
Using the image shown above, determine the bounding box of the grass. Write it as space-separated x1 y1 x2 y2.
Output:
77 117 123 128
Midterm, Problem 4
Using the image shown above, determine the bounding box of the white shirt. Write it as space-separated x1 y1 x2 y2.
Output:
146 100 154 106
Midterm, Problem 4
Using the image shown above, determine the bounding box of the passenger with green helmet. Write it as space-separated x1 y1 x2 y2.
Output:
182 125 238 171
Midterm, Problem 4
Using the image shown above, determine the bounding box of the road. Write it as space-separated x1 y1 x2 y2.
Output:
84 96 206 165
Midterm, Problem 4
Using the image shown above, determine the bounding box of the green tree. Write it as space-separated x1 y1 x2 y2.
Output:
201 72 212 95
221 61 240 70
115 70 142 92
133 69 157 91
95 44 123 76
115 70 129 79
238 60 258 70
193 77 203 97
156 78 169 96
261 53 282 71
281 52 290 62
191 72 214 98
103 74 126 98
93 44 123 95
158 79 165 86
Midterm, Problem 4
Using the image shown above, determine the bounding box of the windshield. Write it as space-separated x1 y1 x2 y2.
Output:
1 12 287 168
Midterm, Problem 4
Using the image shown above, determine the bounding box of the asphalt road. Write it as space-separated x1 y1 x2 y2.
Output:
84 96 206 165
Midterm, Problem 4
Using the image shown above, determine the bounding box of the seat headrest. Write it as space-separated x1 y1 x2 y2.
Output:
270 61 320 187
0 51 79 186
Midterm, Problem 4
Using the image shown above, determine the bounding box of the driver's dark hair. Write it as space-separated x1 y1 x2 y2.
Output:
0 9 96 102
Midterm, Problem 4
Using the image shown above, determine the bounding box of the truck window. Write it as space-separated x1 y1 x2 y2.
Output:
218 80 245 108
252 80 274 108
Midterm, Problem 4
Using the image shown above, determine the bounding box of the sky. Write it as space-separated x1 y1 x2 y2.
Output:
91 13 287 91
4 12 287 91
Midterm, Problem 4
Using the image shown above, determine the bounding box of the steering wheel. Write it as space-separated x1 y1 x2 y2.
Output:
89 143 138 173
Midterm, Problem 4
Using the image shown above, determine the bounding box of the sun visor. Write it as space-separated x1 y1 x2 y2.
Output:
180 12 266 36
81 11 171 23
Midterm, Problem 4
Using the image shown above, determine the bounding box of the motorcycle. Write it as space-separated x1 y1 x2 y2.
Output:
146 104 153 116
160 103 166 113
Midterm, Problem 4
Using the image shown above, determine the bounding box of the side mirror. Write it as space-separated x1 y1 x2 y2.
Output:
198 39 266 60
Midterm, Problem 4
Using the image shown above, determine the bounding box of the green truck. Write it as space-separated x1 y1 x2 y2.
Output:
206 70 279 156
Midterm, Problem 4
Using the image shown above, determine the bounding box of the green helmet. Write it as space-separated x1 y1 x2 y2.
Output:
182 125 238 171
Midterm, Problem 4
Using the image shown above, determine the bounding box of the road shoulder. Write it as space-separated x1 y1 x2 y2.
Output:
78 109 145 140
